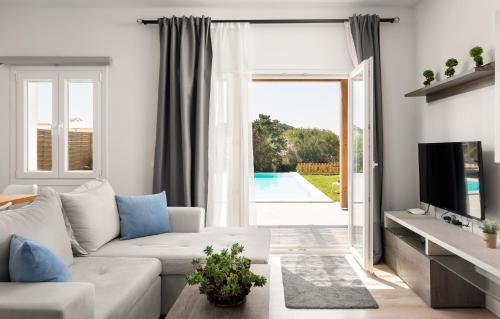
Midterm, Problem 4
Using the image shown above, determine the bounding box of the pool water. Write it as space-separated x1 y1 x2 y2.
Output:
466 179 480 193
254 172 332 202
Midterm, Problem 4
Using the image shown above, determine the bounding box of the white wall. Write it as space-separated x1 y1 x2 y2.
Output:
415 0 500 219
0 6 418 208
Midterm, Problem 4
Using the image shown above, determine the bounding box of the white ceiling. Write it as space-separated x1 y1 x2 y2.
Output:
0 0 419 8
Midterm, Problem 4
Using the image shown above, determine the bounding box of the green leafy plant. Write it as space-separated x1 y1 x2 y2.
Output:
422 69 435 86
480 220 500 234
444 58 458 77
186 243 267 307
469 46 484 67
252 114 340 172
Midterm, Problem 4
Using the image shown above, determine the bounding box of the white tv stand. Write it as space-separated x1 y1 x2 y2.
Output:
384 211 500 309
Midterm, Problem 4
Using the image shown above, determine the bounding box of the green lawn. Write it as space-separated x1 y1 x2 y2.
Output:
301 174 340 202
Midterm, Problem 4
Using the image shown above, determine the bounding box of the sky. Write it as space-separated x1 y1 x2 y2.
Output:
35 80 341 133
30 82 52 124
31 81 93 128
249 81 341 134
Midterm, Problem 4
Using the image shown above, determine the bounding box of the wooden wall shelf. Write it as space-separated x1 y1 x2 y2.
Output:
405 62 495 103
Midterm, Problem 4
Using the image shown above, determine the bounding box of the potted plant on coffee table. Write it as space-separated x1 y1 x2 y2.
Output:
186 243 267 307
480 219 499 249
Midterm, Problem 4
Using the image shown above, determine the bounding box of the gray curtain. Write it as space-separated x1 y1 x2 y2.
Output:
153 16 212 208
349 14 384 263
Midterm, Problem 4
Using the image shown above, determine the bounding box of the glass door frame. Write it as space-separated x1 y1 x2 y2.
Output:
348 57 374 272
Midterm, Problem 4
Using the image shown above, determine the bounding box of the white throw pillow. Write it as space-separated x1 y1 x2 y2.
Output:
61 178 112 256
60 180 120 252
0 188 73 281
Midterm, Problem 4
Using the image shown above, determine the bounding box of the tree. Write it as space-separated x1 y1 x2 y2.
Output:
252 114 340 172
284 128 339 168
252 114 288 171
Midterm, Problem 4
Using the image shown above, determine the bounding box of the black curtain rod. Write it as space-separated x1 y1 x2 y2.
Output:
137 17 400 25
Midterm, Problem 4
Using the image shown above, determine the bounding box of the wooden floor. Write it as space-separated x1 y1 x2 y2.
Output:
267 226 496 319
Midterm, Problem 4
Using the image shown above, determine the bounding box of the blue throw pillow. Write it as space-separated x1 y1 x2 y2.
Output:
115 191 171 240
9 234 70 282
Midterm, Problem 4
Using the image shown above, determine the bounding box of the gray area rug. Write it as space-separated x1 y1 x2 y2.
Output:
281 256 379 309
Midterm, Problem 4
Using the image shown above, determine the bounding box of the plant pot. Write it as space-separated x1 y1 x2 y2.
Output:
207 293 247 307
483 232 497 249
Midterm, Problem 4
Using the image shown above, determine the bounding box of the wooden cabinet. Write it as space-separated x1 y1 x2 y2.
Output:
384 229 484 308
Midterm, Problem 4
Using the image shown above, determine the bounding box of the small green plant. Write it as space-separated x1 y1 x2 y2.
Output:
444 58 459 77
186 243 267 307
480 220 500 234
422 69 435 86
469 46 484 67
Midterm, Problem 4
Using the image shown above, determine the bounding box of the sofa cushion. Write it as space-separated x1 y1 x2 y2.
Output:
0 188 73 282
9 234 70 282
116 191 171 240
62 209 88 257
91 227 270 275
61 180 107 257
70 257 161 319
60 180 120 252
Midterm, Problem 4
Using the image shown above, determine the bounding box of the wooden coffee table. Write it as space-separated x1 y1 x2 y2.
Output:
165 264 270 319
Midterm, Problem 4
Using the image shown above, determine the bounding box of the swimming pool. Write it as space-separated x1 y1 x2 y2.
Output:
254 172 332 202
466 178 480 193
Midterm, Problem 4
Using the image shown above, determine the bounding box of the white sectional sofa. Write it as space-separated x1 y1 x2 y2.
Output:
0 188 270 319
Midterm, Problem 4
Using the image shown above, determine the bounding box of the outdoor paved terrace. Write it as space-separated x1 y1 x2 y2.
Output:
256 202 348 226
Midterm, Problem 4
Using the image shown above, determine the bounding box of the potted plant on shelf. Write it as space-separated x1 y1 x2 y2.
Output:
469 46 484 67
422 69 435 86
444 58 459 77
480 219 499 249
186 243 267 307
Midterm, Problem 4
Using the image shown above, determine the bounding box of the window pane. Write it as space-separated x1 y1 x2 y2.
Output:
26 81 52 172
67 81 94 171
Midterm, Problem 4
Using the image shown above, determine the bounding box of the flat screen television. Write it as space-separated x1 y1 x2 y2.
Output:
418 141 485 220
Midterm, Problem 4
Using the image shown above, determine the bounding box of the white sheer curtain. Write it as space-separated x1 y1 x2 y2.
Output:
206 23 256 227
344 22 359 66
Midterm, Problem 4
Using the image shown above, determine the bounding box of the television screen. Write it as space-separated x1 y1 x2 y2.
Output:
418 142 485 220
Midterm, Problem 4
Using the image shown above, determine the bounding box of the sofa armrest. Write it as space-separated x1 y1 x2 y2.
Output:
0 282 95 319
168 207 205 233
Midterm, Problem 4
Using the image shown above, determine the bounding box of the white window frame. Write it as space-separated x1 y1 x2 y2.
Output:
10 66 108 185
